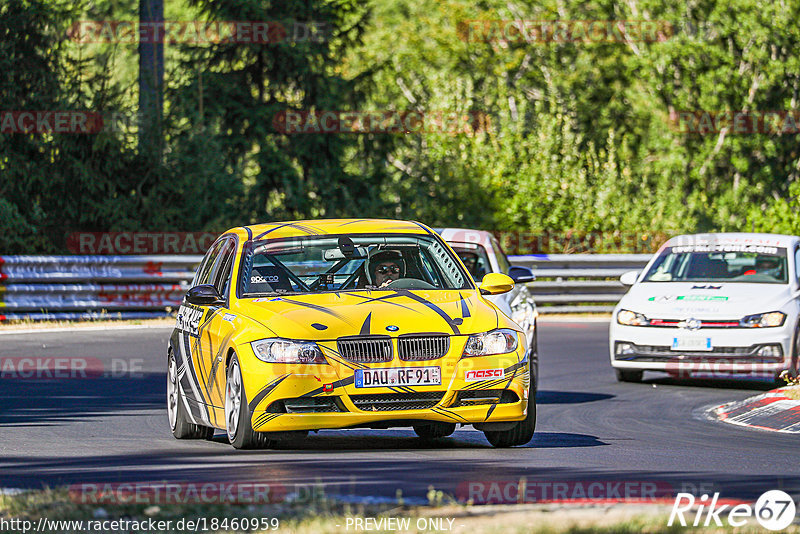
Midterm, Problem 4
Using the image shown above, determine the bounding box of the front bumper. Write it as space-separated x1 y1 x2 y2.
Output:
238 341 531 432
609 321 794 376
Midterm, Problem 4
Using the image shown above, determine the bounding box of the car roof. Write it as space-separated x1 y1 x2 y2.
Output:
662 232 800 249
226 219 432 241
435 228 494 248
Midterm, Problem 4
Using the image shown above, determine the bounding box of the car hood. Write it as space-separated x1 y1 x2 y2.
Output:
234 289 498 340
620 282 794 319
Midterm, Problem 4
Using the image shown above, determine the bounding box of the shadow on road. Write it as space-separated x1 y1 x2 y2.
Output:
536 390 615 404
645 376 777 391
0 373 164 427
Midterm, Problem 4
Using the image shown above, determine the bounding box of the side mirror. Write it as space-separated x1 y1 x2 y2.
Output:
480 273 515 295
619 270 641 287
186 284 225 306
508 265 535 283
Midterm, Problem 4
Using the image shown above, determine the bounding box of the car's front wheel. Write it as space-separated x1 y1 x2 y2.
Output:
413 422 456 439
225 354 273 449
615 368 643 383
483 362 536 448
167 351 214 439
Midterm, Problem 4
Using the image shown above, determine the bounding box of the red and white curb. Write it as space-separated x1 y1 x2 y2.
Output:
712 388 800 433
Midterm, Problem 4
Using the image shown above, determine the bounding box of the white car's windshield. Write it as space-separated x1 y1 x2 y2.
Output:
240 234 472 295
642 245 789 284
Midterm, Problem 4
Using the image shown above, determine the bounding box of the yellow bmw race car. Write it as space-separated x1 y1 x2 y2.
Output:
167 219 535 448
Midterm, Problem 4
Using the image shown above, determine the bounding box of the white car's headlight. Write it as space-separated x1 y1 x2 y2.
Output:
617 309 649 326
740 311 786 328
251 339 326 364
510 299 534 330
463 329 518 357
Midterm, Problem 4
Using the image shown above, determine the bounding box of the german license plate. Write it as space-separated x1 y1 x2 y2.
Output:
354 367 441 388
671 337 713 351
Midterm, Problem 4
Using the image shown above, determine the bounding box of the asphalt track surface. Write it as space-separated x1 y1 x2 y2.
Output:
1 322 799 504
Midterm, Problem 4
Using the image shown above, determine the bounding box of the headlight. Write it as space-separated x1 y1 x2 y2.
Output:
251 339 326 364
510 299 534 330
740 312 786 328
617 309 649 326
463 329 518 357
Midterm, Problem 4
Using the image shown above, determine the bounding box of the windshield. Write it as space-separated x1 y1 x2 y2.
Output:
450 243 492 281
239 234 472 296
642 244 789 284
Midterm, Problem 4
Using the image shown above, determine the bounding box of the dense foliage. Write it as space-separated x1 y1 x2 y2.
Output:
2 0 799 253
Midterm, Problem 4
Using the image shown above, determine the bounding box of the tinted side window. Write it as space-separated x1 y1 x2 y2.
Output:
210 238 236 297
491 239 511 273
795 247 800 282
194 240 225 286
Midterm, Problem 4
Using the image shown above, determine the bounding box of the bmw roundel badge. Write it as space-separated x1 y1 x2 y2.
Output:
386 325 399 332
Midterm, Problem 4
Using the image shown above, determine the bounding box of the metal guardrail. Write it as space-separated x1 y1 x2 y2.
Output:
510 254 651 314
0 256 202 321
0 254 651 320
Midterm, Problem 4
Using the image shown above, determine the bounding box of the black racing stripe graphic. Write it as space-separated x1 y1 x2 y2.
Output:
430 407 457 421
253 412 282 429
359 312 372 335
504 360 527 374
242 226 253 240
209 325 238 407
253 222 312 240
177 367 203 422
485 367 520 421
391 289 460 334
182 333 211 423
338 219 370 226
459 292 471 318
278 297 351 322
462 378 508 391
350 293 421 312
441 391 458 407
301 375 355 397
433 406 469 422
322 345 366 370
247 374 290 413
410 221 433 234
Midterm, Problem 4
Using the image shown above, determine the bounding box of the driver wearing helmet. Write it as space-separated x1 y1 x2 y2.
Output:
755 256 783 279
366 249 406 288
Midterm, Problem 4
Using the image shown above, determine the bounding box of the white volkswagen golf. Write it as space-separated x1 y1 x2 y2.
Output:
610 233 800 383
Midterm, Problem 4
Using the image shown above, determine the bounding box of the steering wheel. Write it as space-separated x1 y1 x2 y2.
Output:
383 278 437 290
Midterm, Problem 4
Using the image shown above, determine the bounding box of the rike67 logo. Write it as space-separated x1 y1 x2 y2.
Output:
669 490 797 530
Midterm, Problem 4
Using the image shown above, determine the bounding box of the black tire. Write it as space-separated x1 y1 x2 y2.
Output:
167 351 215 440
225 354 274 449
615 368 643 383
790 323 800 379
484 361 536 448
413 422 456 439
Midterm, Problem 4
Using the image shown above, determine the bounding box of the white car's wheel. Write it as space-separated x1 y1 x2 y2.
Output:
615 368 643 383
